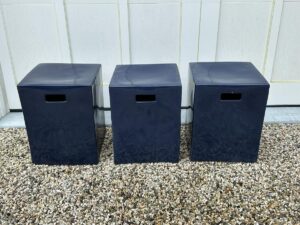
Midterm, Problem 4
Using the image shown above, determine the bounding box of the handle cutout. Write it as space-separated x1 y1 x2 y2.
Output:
136 94 156 102
220 93 242 101
45 94 66 103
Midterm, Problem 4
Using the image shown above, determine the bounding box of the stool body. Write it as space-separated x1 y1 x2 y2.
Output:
18 63 105 165
110 64 182 164
190 62 269 162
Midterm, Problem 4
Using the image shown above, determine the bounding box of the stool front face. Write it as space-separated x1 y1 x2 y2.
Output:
110 86 181 164
19 86 98 165
110 64 182 164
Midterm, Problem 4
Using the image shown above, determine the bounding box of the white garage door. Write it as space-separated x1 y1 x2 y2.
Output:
0 0 299 121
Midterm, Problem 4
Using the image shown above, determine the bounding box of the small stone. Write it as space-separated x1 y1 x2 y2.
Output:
0 124 299 224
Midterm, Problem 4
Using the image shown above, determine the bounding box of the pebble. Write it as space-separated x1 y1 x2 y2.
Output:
0 124 299 224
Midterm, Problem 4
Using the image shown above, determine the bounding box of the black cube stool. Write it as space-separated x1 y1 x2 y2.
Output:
189 62 269 162
18 63 105 165
110 64 182 164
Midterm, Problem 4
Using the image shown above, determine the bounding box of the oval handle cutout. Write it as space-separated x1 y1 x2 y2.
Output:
136 95 156 102
45 94 66 103
220 93 242 101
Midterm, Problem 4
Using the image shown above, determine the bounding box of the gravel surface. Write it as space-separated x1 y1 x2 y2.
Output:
0 124 299 224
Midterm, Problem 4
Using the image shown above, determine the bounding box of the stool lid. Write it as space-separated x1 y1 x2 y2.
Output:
190 62 269 86
110 64 181 88
18 63 101 87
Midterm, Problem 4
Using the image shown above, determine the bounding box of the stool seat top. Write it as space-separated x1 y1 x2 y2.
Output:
190 62 269 86
18 63 101 87
110 64 181 88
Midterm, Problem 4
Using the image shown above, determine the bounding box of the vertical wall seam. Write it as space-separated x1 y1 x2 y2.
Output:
117 0 131 64
196 0 202 60
126 0 131 63
117 1 124 64
53 0 64 62
197 0 221 61
214 0 221 61
262 0 283 82
262 0 276 76
127 0 132 63
178 0 183 64
53 0 72 62
0 2 17 84
62 0 73 63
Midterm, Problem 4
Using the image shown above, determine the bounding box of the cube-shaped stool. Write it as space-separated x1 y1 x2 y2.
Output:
110 64 182 164
189 62 269 162
18 63 105 165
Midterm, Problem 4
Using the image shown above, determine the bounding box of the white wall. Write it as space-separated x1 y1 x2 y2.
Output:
0 0 300 123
